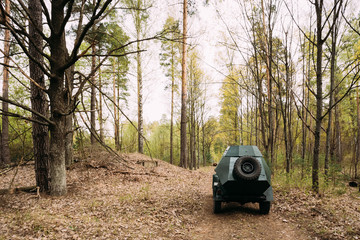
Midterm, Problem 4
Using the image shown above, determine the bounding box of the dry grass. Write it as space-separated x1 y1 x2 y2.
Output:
1 150 359 239
0 151 207 240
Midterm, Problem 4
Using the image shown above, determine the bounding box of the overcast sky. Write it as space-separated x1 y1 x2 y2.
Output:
123 1 225 123
114 0 360 125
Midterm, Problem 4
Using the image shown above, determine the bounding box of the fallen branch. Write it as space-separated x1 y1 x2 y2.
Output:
8 157 23 190
0 186 37 195
112 170 166 178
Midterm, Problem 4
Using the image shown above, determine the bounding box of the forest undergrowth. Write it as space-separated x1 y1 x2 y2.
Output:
0 150 359 240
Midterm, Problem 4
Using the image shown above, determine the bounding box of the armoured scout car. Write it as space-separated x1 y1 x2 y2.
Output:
212 145 273 214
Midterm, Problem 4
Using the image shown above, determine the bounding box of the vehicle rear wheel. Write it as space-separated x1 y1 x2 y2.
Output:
259 201 271 214
214 200 221 214
233 156 261 181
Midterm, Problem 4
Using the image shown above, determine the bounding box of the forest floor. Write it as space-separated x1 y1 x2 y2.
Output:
0 150 360 240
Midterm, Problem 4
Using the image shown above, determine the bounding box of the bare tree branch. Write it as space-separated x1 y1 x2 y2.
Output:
65 0 113 71
0 96 54 126
0 109 50 126
284 1 316 46
0 48 47 91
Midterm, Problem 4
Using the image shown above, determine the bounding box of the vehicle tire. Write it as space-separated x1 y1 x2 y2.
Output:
259 201 271 214
214 200 221 214
233 156 261 181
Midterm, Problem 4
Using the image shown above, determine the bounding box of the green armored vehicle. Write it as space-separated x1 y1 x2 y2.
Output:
212 145 273 214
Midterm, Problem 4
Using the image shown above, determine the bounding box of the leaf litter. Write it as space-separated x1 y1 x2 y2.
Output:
0 150 359 239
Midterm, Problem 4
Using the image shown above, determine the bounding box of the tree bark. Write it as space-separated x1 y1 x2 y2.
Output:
135 1 144 154
251 22 266 155
113 60 119 150
333 94 342 163
98 63 104 142
90 43 97 145
65 113 73 167
1 0 10 165
180 0 188 169
29 0 50 192
356 86 360 178
47 0 69 196
64 64 74 168
301 32 308 179
170 46 175 165
312 0 324 193
261 0 274 163
137 39 144 154
325 2 338 177
190 83 196 170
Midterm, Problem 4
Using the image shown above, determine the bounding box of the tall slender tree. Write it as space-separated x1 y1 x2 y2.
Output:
123 0 152 154
180 0 188 168
1 0 10 165
324 0 341 177
312 0 342 192
160 16 181 165
90 43 97 145
135 0 144 154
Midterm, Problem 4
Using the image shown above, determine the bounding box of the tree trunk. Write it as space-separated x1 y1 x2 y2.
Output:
280 33 294 174
197 119 200 169
180 0 188 169
98 64 104 142
90 44 97 145
301 33 308 179
113 60 119 150
64 64 74 168
356 85 360 178
170 49 175 165
333 95 342 163
170 80 174 164
29 0 50 192
65 113 73 167
312 0 324 193
202 118 206 167
234 111 238 144
325 7 338 178
48 1 69 196
252 25 266 156
135 2 144 154
48 117 66 196
189 114 193 171
1 0 11 165
261 0 274 163
191 98 196 170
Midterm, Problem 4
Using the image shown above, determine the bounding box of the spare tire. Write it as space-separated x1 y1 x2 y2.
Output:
233 156 261 181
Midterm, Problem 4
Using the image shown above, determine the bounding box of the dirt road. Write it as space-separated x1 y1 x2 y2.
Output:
0 153 320 239
189 168 311 240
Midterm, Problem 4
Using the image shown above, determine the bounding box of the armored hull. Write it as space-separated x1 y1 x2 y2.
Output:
212 146 273 214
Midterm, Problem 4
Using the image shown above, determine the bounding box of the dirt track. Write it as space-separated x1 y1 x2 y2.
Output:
0 153 341 239
189 168 311 240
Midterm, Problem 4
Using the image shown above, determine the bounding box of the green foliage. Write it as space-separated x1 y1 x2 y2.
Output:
4 71 33 163
219 69 242 145
146 117 172 163
160 16 182 86
119 123 138 153
8 118 33 162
